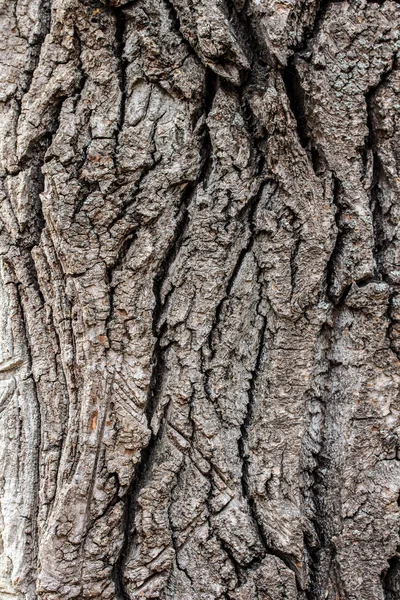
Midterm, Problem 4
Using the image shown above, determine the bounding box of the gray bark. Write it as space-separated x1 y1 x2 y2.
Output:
0 0 400 598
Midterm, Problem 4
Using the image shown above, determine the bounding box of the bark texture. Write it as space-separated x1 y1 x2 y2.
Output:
0 0 400 598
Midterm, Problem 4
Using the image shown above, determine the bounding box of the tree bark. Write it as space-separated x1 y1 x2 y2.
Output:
0 0 400 598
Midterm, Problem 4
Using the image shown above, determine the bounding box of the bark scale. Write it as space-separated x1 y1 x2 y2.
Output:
0 0 400 598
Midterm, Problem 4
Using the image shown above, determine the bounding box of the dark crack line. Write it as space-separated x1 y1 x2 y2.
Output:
9 266 42 592
365 54 397 281
111 196 190 599
365 56 400 364
365 57 400 596
204 170 272 362
111 168 199 595
281 56 328 179
113 62 219 597
105 230 137 347
324 174 348 305
167 452 195 586
281 59 310 150
234 254 304 591
295 0 346 57
302 323 335 600
382 555 400 600
15 0 52 121
114 5 128 137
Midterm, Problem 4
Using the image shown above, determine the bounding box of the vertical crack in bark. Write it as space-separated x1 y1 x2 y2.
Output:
325 175 346 304
161 0 203 65
237 257 303 591
281 59 310 150
113 66 218 598
368 149 400 360
281 56 327 179
303 322 334 600
364 57 400 596
0 3 55 590
6 0 52 248
302 0 336 49
112 2 128 163
382 556 400 600
105 230 137 347
288 207 302 302
303 315 357 600
233 0 273 69
17 24 86 245
112 186 191 599
365 55 397 280
7 262 42 591
16 0 52 113
205 178 270 363
281 1 349 179
365 57 400 363
201 67 218 182
85 472 122 537
303 56 400 600
238 276 266 533
369 153 386 279
199 174 272 591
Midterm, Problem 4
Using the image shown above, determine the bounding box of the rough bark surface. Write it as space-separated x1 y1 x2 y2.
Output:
0 0 400 598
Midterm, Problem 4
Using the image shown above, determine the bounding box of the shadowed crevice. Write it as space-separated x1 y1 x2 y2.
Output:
112 64 219 599
382 556 400 600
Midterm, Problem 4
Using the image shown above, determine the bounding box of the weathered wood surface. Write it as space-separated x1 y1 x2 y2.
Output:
0 0 400 598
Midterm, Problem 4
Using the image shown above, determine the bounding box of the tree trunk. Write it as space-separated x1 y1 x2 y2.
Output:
0 0 399 598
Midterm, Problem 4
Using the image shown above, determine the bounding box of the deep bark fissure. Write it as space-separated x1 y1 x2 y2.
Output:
370 153 387 279
205 179 271 362
382 556 400 600
114 5 128 138
15 0 52 109
365 58 400 597
12 271 42 588
299 0 345 55
281 59 310 150
365 54 397 268
303 326 334 600
303 313 355 600
166 449 196 586
325 175 348 304
112 197 190 598
162 0 203 66
113 62 219 597
238 294 266 526
366 58 400 365
281 56 329 181
105 230 137 346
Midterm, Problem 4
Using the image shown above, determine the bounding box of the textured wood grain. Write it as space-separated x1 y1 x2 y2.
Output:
0 0 400 598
